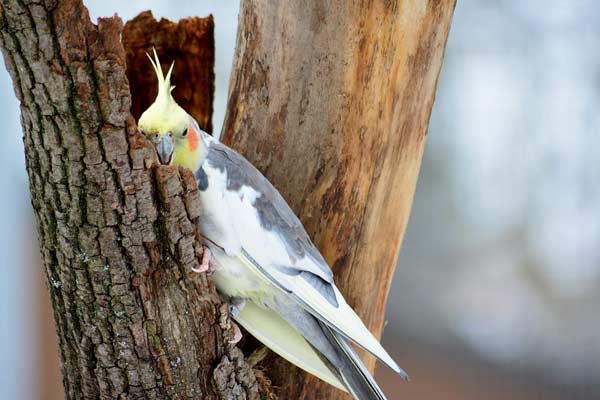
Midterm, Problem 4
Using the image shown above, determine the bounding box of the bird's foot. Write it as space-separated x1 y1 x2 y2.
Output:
229 323 243 344
192 247 217 273
227 298 246 344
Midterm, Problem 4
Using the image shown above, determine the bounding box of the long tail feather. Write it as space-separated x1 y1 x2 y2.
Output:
264 293 389 400
232 301 348 391
319 321 388 400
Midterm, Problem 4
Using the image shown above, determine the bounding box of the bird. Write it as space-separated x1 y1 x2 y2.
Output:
138 49 408 400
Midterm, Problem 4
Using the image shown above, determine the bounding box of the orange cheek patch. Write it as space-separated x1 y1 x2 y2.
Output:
187 124 199 151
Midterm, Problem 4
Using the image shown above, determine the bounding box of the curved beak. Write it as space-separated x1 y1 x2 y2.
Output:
156 135 174 165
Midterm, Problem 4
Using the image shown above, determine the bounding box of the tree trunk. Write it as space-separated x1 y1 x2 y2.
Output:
0 1 260 399
221 1 455 399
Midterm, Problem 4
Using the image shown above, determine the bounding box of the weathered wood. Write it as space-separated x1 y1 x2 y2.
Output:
0 1 257 399
123 11 215 134
222 1 455 398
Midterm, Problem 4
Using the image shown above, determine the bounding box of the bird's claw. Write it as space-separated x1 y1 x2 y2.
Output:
229 323 243 344
228 298 246 344
191 247 217 273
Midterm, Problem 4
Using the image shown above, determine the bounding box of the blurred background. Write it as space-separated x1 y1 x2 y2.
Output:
1 1 598 399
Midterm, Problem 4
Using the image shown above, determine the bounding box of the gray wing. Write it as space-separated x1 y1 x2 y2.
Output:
266 293 390 400
203 140 405 375
205 141 333 282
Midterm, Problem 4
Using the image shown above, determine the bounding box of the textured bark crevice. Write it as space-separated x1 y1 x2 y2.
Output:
0 1 260 399
221 1 456 399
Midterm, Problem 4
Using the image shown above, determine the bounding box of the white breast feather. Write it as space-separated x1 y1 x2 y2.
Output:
201 150 402 374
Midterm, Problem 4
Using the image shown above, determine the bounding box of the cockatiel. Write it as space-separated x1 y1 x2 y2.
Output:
138 50 408 400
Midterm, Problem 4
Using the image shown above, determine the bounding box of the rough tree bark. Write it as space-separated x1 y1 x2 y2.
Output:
221 1 455 399
0 1 261 399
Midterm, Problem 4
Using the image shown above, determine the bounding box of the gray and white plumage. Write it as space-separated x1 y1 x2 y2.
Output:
137 51 407 399
195 128 407 399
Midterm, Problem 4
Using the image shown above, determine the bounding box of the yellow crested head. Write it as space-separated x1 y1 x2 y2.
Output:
138 49 207 171
138 48 189 136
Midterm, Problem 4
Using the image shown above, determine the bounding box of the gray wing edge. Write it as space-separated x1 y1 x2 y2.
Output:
320 321 388 400
241 249 409 379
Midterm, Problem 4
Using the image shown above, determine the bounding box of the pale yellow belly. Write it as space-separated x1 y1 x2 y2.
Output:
209 245 273 304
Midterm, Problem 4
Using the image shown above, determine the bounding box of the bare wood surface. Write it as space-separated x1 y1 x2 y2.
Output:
0 1 257 399
222 1 456 398
123 11 215 133
37 262 64 400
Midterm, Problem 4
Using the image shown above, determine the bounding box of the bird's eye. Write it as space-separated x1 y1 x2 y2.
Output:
182 128 188 137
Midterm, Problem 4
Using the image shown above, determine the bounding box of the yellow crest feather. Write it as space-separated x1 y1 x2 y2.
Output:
138 48 189 137
146 48 175 105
